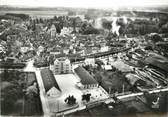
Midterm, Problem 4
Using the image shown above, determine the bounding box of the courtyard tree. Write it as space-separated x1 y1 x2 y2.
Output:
64 95 76 105
71 18 77 33
82 93 91 102
102 20 112 31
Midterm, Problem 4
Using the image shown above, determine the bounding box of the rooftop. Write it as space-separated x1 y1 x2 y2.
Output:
40 68 61 92
74 66 98 85
145 53 168 72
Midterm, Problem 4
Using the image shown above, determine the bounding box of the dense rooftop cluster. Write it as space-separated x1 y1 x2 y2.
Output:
0 7 168 116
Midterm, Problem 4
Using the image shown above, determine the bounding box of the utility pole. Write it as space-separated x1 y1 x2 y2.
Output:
109 86 111 94
22 73 27 115
57 100 59 112
122 84 125 94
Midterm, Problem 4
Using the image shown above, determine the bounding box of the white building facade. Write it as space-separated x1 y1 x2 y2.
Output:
49 24 57 38
50 58 72 74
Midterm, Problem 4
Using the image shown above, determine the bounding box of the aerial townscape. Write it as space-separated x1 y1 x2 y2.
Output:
0 1 168 117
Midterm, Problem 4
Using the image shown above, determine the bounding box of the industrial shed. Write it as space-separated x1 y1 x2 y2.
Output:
145 54 168 73
40 68 61 97
74 66 98 89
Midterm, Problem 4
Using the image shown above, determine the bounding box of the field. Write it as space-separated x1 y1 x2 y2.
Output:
0 10 68 18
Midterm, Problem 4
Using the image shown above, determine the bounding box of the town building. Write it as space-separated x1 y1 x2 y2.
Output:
51 24 57 38
103 65 113 71
100 46 109 52
50 58 72 74
74 66 98 89
84 58 95 66
40 68 61 97
47 24 57 38
60 27 73 35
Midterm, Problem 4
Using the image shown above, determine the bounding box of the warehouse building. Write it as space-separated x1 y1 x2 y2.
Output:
41 68 61 97
74 66 98 89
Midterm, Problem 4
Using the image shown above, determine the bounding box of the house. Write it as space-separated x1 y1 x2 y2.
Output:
20 47 30 53
100 46 109 52
74 66 98 89
60 27 73 35
41 68 61 97
84 58 95 66
50 58 72 74
104 65 112 71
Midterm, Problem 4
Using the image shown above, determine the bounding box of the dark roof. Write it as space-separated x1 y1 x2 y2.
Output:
74 66 98 85
145 55 168 73
41 68 61 92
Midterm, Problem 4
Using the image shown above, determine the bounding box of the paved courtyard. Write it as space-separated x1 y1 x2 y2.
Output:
47 74 84 113
55 74 83 106
83 87 109 102
46 74 109 113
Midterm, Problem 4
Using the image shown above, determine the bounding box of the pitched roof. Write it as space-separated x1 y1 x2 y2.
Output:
47 87 61 97
41 68 61 92
74 66 98 85
145 54 168 72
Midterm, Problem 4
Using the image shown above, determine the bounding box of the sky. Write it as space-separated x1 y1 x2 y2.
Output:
1 0 168 8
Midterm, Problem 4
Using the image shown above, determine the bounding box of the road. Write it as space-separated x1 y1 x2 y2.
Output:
116 87 168 100
24 60 51 116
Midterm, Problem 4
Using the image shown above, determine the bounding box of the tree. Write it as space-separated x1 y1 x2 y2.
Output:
144 46 153 51
82 25 100 34
158 92 168 112
82 93 91 102
102 20 112 31
79 22 87 33
127 107 137 114
95 72 102 85
5 13 29 20
1 83 23 114
160 23 168 33
143 91 158 107
39 18 44 23
72 18 77 33
150 34 163 43
84 14 91 21
32 20 36 31
64 95 76 105
25 82 39 115
25 82 38 98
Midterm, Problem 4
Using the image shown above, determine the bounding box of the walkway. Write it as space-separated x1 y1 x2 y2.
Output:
24 60 51 116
